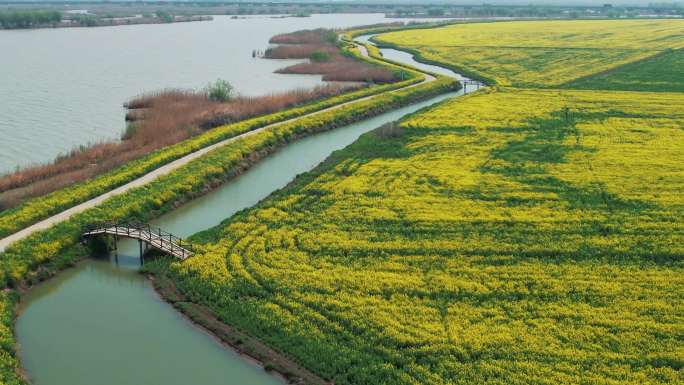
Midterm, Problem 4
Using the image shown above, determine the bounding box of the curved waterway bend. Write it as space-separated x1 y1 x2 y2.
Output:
16 44 475 385
354 34 484 87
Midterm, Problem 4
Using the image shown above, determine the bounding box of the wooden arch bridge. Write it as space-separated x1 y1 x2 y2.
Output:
82 222 193 260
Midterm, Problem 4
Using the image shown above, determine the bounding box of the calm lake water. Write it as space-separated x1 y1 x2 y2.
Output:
0 13 424 174
14 23 473 385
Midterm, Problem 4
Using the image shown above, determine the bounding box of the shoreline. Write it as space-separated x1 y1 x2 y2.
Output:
0 15 212 31
9 79 459 384
5 24 461 385
10 255 310 385
149 271 328 385
11 256 88 384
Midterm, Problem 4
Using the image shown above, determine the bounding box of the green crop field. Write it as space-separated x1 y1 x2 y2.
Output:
2 19 683 385
152 19 684 385
565 49 684 92
0 66 455 384
161 87 684 385
375 20 684 87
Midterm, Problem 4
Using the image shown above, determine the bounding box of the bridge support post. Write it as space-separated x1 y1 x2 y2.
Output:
139 239 144 265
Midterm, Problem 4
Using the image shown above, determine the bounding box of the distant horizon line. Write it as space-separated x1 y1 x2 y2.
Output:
0 0 680 9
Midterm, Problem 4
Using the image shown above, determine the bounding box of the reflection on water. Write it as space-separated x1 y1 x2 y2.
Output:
16 255 284 385
19 257 143 306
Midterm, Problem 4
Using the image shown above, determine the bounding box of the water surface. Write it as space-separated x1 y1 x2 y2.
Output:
0 13 419 173
17 259 281 385
16 88 466 385
15 26 474 385
355 34 484 85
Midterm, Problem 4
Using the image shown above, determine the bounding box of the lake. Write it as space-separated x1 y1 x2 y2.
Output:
0 13 422 173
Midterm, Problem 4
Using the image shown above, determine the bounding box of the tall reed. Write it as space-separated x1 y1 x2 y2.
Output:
0 84 356 209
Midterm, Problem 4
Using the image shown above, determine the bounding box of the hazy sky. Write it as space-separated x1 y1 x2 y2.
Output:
2 0 672 6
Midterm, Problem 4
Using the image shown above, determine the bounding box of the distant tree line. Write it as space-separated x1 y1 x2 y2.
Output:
0 10 61 29
391 4 683 18
155 10 174 23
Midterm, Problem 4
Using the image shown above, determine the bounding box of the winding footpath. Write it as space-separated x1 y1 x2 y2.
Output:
0 39 438 252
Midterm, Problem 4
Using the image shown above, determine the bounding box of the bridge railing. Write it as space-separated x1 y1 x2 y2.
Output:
83 221 194 259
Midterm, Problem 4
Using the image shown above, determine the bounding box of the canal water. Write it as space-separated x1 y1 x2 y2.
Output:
14 32 475 385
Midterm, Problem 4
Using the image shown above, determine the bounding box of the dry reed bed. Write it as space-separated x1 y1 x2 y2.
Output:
0 75 455 385
267 28 398 84
265 44 338 59
0 84 355 209
277 60 397 83
269 29 339 44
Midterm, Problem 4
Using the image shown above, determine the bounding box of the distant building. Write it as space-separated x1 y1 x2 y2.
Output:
66 10 92 15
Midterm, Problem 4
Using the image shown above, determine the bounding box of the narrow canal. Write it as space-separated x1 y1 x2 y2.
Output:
15 37 477 385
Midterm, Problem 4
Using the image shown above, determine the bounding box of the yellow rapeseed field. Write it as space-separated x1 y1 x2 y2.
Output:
375 20 684 87
167 88 684 385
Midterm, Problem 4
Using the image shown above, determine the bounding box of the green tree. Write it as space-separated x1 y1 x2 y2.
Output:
309 51 330 62
156 10 173 23
0 10 61 29
428 8 446 16
206 79 233 102
76 15 97 27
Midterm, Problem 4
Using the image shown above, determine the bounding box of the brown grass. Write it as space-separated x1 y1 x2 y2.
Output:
267 28 398 84
269 28 337 45
0 84 358 210
0 28 388 210
265 44 337 59
278 59 396 83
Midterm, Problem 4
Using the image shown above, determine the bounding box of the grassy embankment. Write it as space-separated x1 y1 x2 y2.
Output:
149 19 684 385
0 47 426 240
1 85 358 209
0 38 458 383
4 25 435 211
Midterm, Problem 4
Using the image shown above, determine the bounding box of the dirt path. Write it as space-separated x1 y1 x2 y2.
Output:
0 41 436 252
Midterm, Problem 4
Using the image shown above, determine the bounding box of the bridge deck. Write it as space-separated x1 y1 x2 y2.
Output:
83 223 192 260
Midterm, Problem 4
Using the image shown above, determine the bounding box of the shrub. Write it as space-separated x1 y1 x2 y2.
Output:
309 51 331 62
206 79 233 102
156 10 173 23
0 10 61 28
